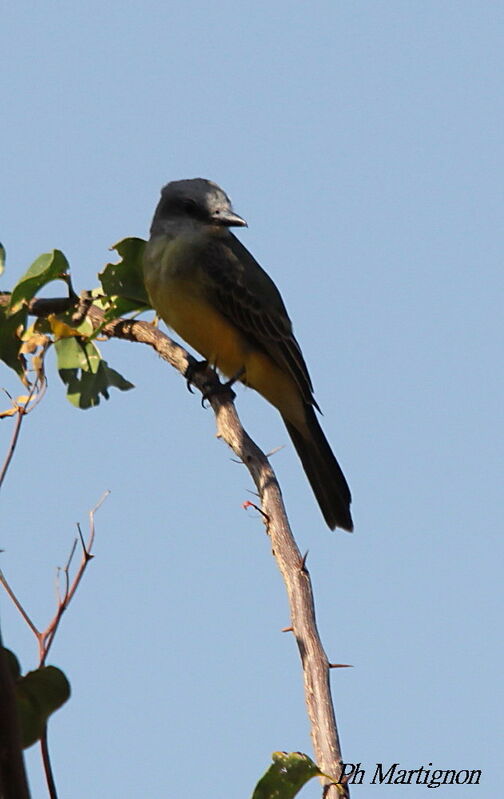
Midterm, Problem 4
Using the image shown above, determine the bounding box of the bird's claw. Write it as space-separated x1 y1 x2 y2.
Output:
185 359 209 393
201 379 237 407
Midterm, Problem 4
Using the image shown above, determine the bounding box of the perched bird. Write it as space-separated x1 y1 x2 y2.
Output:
143 178 353 531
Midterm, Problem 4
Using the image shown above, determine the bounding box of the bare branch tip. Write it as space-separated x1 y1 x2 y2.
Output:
76 522 86 551
64 538 78 572
91 489 111 515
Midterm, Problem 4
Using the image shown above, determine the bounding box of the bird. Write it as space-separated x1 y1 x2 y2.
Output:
143 178 353 531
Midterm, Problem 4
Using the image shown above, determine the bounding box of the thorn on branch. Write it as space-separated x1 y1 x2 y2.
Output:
281 626 294 633
242 500 269 523
265 444 285 458
328 663 353 669
77 522 93 562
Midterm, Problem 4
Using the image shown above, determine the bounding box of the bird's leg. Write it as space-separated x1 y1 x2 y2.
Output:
223 366 246 389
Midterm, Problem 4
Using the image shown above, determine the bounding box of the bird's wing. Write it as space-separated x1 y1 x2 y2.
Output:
201 234 319 409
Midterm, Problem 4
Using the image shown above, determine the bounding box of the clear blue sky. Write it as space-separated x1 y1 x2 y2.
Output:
2 2 502 796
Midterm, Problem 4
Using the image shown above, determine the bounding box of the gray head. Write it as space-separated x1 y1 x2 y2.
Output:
150 178 247 236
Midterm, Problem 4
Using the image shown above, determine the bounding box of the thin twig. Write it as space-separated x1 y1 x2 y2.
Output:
40 726 58 799
0 373 46 492
0 403 25 492
0 571 40 638
56 538 77 606
36 491 108 799
40 491 108 666
36 492 108 797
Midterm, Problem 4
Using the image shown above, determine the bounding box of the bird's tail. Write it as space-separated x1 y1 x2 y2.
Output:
284 406 353 531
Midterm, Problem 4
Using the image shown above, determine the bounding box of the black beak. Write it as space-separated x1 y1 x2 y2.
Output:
211 209 248 227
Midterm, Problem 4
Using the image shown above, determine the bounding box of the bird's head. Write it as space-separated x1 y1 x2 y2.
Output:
150 178 247 236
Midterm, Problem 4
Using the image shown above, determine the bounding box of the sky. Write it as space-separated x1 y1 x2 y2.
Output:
1 2 502 797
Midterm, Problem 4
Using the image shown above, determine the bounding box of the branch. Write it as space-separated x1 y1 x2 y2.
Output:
23 296 349 797
40 491 108 666
40 729 57 799
0 402 25 491
209 384 349 798
0 380 45 493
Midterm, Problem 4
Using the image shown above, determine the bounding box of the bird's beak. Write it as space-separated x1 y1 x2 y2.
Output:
212 209 248 227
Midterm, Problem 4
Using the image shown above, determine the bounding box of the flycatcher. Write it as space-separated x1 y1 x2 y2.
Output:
143 178 353 531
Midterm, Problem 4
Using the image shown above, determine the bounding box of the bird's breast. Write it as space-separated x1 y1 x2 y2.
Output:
143 234 306 426
143 236 249 376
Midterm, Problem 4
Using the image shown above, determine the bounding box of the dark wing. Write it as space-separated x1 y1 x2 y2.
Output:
201 233 319 410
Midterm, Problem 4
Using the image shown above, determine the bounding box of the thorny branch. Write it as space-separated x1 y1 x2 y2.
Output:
3 293 351 797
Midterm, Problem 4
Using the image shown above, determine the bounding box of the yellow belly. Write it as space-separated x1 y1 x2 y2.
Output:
160 279 250 377
144 245 305 427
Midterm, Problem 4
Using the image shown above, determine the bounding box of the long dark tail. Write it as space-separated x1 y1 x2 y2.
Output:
284 406 353 531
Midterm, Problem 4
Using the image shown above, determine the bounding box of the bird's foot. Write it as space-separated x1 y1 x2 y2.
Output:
185 359 210 393
200 367 245 407
200 377 236 407
186 361 244 406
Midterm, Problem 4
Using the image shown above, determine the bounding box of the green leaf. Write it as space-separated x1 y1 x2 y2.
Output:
55 336 100 372
1 647 21 681
99 237 149 315
9 250 70 310
16 665 71 748
0 304 28 377
251 752 323 799
0 243 6 276
0 650 70 748
55 337 134 408
71 360 134 408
